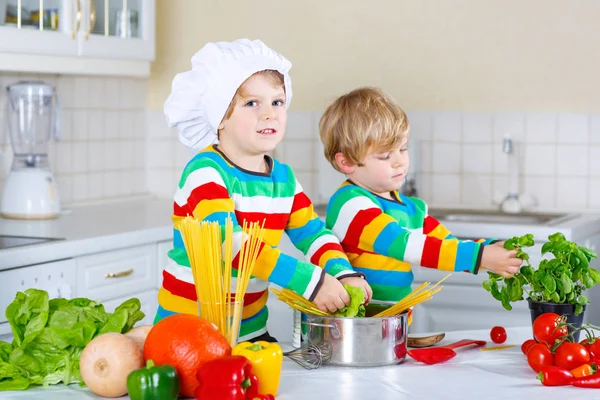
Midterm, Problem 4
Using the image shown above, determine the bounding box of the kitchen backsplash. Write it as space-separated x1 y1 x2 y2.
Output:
0 72 148 205
148 109 600 214
2 71 599 214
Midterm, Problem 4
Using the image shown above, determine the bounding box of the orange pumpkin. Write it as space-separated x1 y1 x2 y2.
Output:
143 314 231 397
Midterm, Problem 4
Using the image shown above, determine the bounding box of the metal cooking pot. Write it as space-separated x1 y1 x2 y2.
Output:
299 307 409 367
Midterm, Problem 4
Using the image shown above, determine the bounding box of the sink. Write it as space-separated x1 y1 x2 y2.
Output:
429 209 578 226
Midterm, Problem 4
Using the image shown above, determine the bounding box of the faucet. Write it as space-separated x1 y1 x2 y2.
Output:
495 135 537 213
401 175 418 197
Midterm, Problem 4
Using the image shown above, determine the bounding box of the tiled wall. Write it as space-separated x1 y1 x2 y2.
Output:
146 109 600 215
0 72 148 206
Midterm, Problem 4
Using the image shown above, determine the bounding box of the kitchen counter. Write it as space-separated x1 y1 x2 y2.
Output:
0 198 173 271
1 326 595 399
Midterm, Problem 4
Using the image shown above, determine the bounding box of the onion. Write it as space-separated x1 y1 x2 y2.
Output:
125 325 153 350
80 332 144 397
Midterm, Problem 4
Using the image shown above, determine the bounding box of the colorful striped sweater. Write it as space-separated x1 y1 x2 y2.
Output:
326 181 494 302
156 146 360 341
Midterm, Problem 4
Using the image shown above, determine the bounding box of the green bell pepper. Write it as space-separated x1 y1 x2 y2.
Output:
126 359 179 400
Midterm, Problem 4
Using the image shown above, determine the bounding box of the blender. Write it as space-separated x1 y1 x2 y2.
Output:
1 81 61 219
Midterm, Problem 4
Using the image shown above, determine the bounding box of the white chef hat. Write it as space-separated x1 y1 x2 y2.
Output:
164 38 293 152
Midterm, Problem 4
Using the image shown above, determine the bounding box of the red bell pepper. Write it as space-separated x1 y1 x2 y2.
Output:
572 375 600 388
251 396 275 400
195 356 262 400
537 366 574 386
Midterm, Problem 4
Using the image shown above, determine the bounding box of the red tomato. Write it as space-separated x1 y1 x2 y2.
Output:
521 339 537 355
533 313 568 345
527 343 554 373
490 326 507 344
554 342 590 370
580 338 600 362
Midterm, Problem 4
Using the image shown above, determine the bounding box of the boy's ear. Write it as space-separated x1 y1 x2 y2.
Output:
334 152 356 175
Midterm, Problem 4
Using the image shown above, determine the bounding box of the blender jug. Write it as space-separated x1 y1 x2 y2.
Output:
1 81 62 219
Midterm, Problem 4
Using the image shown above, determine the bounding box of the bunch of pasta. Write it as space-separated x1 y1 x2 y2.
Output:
177 216 265 346
272 274 450 318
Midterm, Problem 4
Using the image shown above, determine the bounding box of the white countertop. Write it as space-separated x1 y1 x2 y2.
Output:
0 198 173 271
1 326 595 399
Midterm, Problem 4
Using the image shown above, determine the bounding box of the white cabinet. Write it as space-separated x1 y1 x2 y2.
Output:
0 0 155 76
75 243 157 301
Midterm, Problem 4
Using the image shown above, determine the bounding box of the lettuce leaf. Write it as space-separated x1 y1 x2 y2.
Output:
333 284 366 318
0 289 144 391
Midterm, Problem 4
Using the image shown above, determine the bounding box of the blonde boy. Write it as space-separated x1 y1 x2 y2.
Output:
320 87 521 303
157 39 371 342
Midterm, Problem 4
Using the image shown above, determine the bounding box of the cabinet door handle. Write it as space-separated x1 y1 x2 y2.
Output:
105 268 134 278
72 0 82 39
85 0 96 40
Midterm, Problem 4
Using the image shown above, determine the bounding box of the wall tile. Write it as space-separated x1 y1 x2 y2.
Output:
589 177 600 208
591 116 600 145
462 143 492 173
462 112 492 143
525 113 557 143
589 146 600 177
523 176 556 209
558 114 589 144
556 177 588 208
432 111 461 142
431 142 461 173
407 111 432 141
461 174 493 207
493 112 525 142
286 111 315 140
523 144 556 176
557 145 588 177
430 173 461 204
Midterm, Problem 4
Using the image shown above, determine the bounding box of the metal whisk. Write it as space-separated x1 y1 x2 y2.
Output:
284 341 333 369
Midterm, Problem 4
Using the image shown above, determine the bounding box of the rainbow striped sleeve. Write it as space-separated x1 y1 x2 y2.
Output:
169 157 324 299
422 212 496 246
327 187 484 274
285 177 361 280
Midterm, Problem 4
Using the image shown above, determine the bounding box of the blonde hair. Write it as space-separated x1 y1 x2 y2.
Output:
319 87 409 172
222 70 285 121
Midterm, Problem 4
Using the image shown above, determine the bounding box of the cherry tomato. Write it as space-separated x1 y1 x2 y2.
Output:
521 339 537 355
527 343 554 373
580 338 600 362
533 313 568 345
554 342 590 371
490 326 507 344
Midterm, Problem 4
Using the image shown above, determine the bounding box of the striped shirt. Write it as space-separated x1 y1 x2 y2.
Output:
156 146 360 341
326 181 493 302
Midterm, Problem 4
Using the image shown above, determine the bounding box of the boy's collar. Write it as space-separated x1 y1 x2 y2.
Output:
345 179 404 204
213 144 273 176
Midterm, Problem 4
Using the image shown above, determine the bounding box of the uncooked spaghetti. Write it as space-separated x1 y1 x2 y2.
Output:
177 216 265 346
272 273 450 318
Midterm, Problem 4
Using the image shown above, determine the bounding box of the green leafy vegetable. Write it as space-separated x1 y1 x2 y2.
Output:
482 233 599 315
0 289 145 391
333 284 366 318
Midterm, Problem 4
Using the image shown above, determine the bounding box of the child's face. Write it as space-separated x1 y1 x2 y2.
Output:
218 74 287 158
345 137 410 196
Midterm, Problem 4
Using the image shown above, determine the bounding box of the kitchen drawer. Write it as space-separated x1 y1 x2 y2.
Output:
103 289 158 327
157 240 172 288
76 245 157 302
0 258 76 334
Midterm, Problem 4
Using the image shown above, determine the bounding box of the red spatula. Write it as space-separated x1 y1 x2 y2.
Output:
407 339 486 365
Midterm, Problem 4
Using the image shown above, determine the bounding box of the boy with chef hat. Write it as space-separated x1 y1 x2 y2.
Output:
158 39 372 342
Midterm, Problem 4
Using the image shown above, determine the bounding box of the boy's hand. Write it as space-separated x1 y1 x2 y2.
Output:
480 245 522 278
339 276 373 305
313 274 350 313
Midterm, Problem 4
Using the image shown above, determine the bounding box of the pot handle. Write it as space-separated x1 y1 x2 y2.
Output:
301 321 340 338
